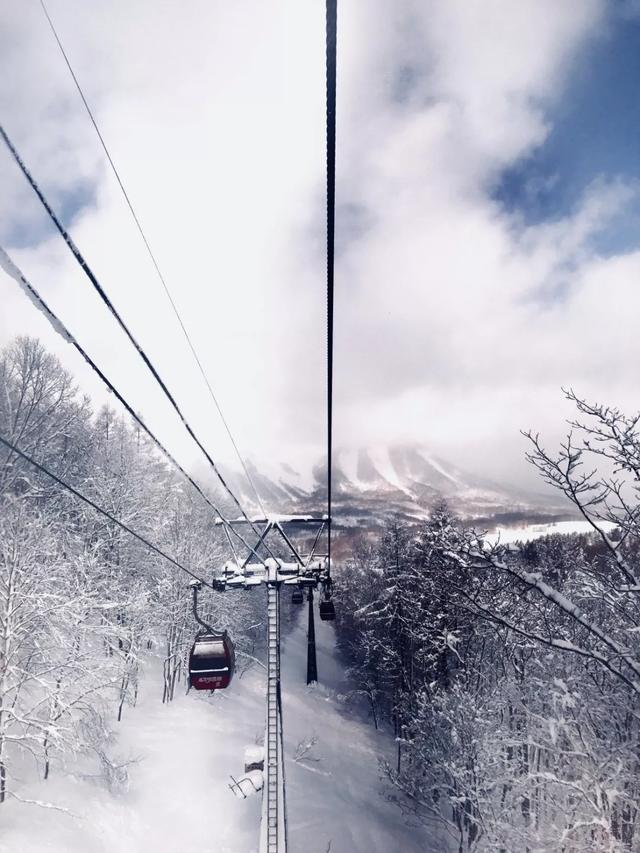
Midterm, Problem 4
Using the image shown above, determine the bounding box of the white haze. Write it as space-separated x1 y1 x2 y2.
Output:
1 0 638 490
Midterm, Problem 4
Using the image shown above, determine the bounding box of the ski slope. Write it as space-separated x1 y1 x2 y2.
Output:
0 604 440 853
282 609 439 853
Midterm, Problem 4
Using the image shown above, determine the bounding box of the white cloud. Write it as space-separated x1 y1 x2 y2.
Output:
1 0 637 494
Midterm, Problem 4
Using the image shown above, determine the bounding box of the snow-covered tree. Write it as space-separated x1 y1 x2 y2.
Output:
0 336 266 802
334 392 640 851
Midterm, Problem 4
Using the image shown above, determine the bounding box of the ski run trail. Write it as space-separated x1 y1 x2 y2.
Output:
0 606 441 853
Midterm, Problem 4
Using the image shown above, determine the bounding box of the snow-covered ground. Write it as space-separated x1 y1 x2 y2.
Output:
487 519 617 544
0 655 265 853
0 606 439 853
282 610 438 853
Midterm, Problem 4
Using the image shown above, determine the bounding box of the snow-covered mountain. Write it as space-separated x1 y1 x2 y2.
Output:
224 444 573 530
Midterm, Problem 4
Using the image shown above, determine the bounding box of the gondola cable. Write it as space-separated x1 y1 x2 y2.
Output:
0 432 212 588
0 124 278 560
325 0 337 585
37 0 268 519
0 246 270 567
0 430 237 691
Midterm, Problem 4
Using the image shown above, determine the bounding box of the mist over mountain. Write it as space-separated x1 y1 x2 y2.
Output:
224 444 574 531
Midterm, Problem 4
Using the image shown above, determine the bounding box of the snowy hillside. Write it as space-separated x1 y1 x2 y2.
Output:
224 443 573 530
0 609 440 853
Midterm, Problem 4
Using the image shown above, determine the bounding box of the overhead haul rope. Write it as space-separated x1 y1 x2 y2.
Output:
37 0 267 519
0 124 277 562
326 0 337 579
0 433 212 588
0 246 269 567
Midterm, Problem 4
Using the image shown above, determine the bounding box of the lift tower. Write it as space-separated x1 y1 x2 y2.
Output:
214 516 330 853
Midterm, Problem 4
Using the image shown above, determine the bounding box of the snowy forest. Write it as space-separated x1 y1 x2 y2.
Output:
0 336 265 807
2 334 640 852
334 409 640 851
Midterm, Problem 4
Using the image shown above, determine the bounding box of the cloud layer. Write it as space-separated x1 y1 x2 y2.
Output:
1 0 638 491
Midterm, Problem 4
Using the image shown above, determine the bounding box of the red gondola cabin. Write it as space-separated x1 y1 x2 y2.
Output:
189 632 235 690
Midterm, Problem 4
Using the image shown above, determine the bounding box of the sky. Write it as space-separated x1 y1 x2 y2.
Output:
1 0 640 493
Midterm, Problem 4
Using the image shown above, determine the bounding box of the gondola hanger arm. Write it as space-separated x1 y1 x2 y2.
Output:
190 580 217 634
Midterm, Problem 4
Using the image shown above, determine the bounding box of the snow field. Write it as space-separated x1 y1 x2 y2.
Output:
0 605 440 853
488 518 617 544
281 609 440 853
0 658 264 853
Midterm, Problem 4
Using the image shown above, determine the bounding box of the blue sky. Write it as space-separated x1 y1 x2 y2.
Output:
1 178 97 249
494 10 640 246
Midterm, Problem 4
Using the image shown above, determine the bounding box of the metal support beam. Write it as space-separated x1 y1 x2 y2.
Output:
274 522 305 566
260 570 287 853
241 521 272 569
305 522 326 568
215 515 328 527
